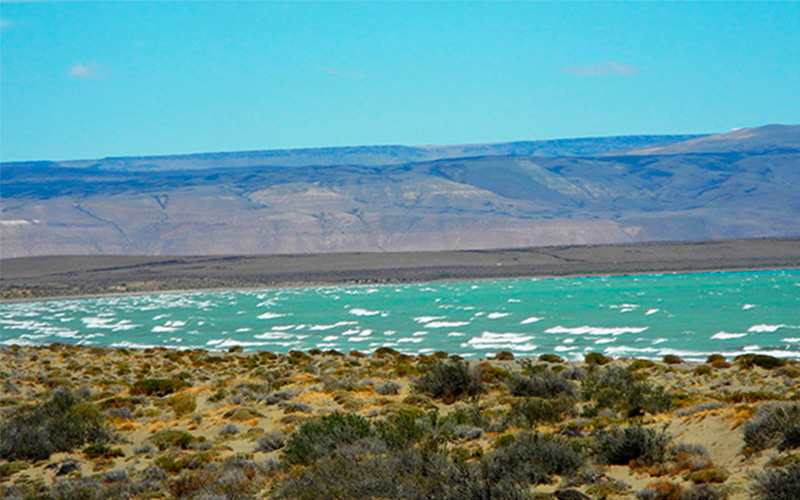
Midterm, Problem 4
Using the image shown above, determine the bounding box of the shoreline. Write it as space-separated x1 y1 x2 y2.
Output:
3 236 800 302
2 264 798 305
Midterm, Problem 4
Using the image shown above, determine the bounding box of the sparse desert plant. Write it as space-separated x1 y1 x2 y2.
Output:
282 412 375 466
375 381 401 395
506 370 576 399
538 354 564 363
662 355 684 365
506 396 575 428
583 365 672 417
412 359 483 403
594 424 672 466
734 354 786 370
167 392 196 417
0 388 111 461
676 402 726 417
585 352 613 365
743 402 800 451
680 484 729 500
636 480 683 500
751 463 800 500
218 423 239 436
255 431 285 452
130 378 190 397
149 430 203 451
487 432 584 485
83 443 124 460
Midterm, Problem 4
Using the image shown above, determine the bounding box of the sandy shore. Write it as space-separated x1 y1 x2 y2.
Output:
2 237 799 301
1 345 796 499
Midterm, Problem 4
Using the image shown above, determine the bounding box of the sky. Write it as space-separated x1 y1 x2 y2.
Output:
1 1 799 162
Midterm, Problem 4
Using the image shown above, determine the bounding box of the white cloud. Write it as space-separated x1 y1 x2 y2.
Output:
325 67 364 79
560 61 640 77
69 62 103 80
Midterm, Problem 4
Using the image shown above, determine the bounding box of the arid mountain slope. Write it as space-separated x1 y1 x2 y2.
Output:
1 126 797 257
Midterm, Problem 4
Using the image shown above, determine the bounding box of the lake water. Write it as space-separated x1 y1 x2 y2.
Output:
1 270 799 361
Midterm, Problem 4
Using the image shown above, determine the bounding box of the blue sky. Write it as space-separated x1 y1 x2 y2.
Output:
1 1 799 162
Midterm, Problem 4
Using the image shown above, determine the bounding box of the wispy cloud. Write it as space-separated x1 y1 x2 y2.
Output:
560 61 640 77
325 67 364 79
69 62 103 80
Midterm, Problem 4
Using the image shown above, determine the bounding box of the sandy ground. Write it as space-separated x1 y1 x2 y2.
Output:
0 345 797 498
2 237 799 300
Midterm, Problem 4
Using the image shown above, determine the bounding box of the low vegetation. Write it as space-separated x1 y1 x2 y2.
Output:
1 345 797 500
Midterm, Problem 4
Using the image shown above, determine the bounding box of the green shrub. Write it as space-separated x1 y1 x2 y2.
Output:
688 469 729 484
0 388 110 461
375 410 427 450
167 392 196 417
149 430 203 451
629 359 657 371
506 370 576 399
594 424 672 465
694 366 713 376
583 365 672 417
506 397 575 428
486 432 584 485
585 352 613 365
283 412 375 466
83 444 124 460
752 463 800 500
743 402 800 451
130 378 190 397
538 354 564 363
662 355 684 365
412 359 483 403
680 484 729 500
735 354 786 370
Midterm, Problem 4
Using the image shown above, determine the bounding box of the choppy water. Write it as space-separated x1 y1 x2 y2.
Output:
1 270 799 361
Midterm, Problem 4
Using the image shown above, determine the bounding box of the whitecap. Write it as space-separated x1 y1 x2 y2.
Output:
544 325 647 336
414 316 445 324
235 328 252 333
645 309 659 315
782 338 800 343
520 316 543 324
152 325 178 333
272 325 295 331
258 312 287 320
309 321 359 331
467 332 534 345
349 308 381 316
254 331 294 340
412 331 429 336
448 332 466 337
323 335 338 341
748 324 785 333
742 304 756 310
425 321 470 328
508 299 521 303
397 338 423 343
711 332 748 340
487 312 510 319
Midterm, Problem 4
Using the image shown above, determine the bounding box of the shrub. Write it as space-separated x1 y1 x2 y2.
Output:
506 397 575 428
149 430 202 451
735 354 786 370
506 370 576 399
681 484 729 500
0 388 111 461
583 365 672 417
585 352 613 365
283 412 374 466
693 366 713 376
636 480 684 500
630 360 657 371
413 359 483 403
83 444 124 460
375 410 427 450
130 378 190 397
743 402 800 451
676 402 726 417
218 423 239 436
167 392 196 417
255 432 285 452
705 355 731 369
594 424 672 465
752 464 800 500
538 354 564 363
487 432 584 485
374 381 401 395
662 355 684 365
689 469 729 484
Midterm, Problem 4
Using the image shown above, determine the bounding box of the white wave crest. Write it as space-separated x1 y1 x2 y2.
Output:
309 321 358 331
487 312 510 319
467 332 534 345
425 321 470 328
711 332 748 340
748 324 785 333
258 312 288 319
520 316 543 324
414 316 445 323
349 308 381 316
544 325 647 336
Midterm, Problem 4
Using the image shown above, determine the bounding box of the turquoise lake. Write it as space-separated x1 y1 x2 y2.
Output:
1 270 799 361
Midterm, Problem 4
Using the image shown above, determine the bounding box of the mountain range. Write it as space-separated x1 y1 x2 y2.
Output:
1 125 798 258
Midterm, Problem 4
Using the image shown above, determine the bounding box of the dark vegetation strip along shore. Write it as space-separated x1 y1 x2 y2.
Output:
2 237 800 300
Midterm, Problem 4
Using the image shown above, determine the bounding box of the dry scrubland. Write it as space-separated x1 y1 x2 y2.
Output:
1 345 799 500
